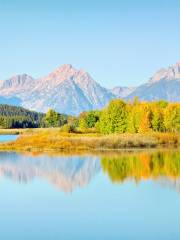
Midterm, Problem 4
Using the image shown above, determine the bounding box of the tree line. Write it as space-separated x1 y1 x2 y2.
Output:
77 99 180 133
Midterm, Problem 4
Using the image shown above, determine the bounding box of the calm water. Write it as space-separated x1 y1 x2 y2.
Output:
0 150 180 239
0 135 18 142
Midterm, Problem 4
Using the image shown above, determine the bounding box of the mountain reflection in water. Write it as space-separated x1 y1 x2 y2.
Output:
0 152 100 192
0 151 179 192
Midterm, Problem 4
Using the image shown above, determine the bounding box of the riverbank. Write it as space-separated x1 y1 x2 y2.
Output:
0 128 179 152
0 129 26 135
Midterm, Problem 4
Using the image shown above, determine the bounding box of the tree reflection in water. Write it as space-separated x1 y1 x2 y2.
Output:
101 151 180 183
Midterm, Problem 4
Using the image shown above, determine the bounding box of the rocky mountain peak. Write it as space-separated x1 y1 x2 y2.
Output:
38 64 97 92
1 74 34 89
149 60 180 84
48 65 92 83
53 64 73 74
48 64 77 79
78 68 88 76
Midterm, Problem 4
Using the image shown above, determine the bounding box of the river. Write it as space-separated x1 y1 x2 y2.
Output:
0 149 179 239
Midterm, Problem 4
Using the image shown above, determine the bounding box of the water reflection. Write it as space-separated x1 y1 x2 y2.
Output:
101 151 180 192
0 152 100 192
0 150 179 192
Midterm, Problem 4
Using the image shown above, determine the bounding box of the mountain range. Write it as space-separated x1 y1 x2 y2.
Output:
0 60 180 115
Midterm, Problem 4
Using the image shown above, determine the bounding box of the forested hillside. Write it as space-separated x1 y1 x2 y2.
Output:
0 105 67 128
0 105 45 128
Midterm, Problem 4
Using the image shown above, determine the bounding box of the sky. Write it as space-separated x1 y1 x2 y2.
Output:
0 0 180 88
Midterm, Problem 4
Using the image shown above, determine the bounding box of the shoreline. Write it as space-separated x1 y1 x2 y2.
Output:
0 147 179 157
0 128 179 153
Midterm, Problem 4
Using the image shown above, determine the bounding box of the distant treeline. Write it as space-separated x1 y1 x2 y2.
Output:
0 105 67 128
77 99 180 133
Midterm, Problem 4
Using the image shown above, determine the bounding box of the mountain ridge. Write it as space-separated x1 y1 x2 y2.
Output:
0 60 180 115
149 61 180 84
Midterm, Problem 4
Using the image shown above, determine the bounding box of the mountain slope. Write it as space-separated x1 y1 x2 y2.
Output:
23 77 93 115
74 69 114 109
111 86 136 98
127 80 180 101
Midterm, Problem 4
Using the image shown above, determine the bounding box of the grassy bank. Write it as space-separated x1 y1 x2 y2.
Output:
0 128 179 152
0 128 26 135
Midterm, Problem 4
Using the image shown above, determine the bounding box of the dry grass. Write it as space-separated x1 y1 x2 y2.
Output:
0 128 179 152
0 128 26 135
152 132 179 145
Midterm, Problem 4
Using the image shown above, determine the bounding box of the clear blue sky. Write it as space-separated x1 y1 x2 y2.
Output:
0 0 180 88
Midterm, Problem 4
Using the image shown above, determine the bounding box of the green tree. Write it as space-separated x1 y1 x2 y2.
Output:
151 102 165 132
45 109 59 127
98 99 128 134
164 104 180 132
79 111 100 130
